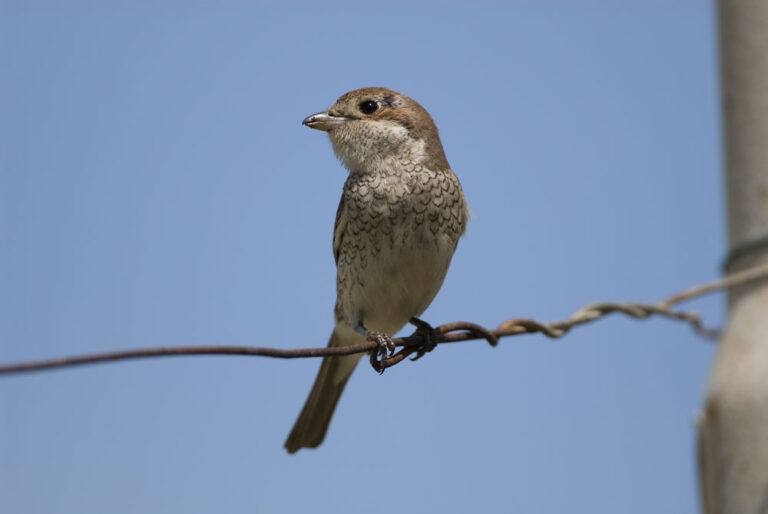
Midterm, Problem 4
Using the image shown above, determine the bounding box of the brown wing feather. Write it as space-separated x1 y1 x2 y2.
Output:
332 195 346 264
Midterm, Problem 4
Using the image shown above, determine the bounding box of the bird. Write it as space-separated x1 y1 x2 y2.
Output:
284 87 468 453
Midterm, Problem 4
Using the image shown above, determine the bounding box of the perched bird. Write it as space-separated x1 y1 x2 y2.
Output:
285 87 468 453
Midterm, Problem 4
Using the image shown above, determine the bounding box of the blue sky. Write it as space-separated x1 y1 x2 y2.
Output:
1 2 721 512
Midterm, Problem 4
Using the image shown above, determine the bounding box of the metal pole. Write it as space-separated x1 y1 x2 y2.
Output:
699 1 768 513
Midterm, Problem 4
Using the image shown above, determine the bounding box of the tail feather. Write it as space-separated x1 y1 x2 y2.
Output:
284 327 363 453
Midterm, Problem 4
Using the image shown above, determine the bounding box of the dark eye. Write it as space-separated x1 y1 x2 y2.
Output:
359 100 379 115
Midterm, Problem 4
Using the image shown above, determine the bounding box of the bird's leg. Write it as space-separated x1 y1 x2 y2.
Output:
354 321 395 360
409 317 439 361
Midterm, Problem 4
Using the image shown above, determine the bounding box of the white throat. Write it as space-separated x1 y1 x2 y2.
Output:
330 121 426 175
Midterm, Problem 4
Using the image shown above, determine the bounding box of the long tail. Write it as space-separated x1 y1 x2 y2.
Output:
284 326 363 453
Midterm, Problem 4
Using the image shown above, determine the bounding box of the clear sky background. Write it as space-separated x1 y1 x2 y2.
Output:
1 2 722 513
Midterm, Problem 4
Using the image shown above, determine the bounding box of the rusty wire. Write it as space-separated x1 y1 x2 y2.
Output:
2 263 768 376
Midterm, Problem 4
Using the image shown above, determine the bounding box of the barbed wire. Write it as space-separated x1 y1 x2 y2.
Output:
2 263 768 376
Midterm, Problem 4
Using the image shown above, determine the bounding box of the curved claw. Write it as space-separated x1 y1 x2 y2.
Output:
408 317 439 361
366 330 395 358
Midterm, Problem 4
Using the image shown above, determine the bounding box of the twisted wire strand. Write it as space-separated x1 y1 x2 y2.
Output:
2 263 767 375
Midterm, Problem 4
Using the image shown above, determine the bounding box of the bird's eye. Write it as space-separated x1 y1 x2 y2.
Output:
359 100 379 115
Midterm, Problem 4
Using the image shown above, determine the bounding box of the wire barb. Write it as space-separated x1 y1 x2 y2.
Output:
2 263 768 376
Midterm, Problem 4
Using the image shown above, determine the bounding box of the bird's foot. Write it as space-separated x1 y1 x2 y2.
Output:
365 330 395 374
409 317 439 361
366 330 396 360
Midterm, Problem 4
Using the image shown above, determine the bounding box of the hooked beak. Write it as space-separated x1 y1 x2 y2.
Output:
302 112 347 131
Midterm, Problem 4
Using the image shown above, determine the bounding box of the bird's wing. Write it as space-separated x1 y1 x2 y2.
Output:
332 195 346 265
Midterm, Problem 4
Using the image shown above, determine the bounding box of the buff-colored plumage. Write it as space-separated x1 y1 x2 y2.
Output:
285 88 467 453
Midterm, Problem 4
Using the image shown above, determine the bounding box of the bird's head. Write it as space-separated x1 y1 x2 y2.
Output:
303 87 449 174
